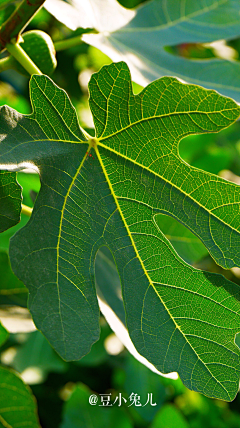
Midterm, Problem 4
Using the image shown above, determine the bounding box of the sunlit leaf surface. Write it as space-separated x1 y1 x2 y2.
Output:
1 62 240 399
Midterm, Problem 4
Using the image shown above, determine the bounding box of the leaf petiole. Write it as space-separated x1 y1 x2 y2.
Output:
54 36 83 52
6 41 42 75
21 204 33 217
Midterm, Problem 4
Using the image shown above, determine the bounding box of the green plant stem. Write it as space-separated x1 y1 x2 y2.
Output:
21 204 33 217
6 41 42 75
0 0 46 50
54 36 83 52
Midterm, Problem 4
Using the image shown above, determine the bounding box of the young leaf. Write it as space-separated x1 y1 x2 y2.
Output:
0 171 21 232
1 62 240 400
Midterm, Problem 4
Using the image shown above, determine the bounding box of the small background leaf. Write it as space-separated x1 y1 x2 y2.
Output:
83 0 240 101
0 365 40 427
60 382 133 428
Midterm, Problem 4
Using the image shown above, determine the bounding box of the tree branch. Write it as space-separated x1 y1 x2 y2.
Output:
0 0 46 50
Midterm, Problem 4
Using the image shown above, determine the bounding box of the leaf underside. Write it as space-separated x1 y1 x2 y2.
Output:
1 62 240 400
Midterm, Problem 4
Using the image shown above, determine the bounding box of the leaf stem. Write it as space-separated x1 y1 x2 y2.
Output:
21 204 33 217
54 36 83 52
0 0 46 50
6 41 42 75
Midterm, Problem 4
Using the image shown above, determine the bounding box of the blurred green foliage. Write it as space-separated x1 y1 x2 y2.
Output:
1 1 240 427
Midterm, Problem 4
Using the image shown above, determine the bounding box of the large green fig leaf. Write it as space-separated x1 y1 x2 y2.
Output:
46 0 240 101
1 62 240 400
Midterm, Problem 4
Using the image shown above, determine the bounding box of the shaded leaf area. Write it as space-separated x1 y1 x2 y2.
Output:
0 171 21 232
96 247 126 325
0 76 100 363
0 366 40 427
1 63 240 399
60 382 133 428
74 318 110 367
